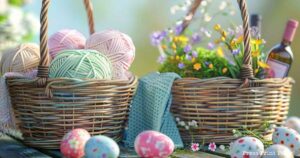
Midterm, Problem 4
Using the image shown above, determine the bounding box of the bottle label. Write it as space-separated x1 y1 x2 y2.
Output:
266 59 290 78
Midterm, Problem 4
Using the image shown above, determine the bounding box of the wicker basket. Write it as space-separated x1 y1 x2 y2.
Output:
170 0 293 144
6 0 137 149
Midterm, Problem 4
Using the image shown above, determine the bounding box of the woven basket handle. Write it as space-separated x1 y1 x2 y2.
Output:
37 0 95 86
182 0 254 80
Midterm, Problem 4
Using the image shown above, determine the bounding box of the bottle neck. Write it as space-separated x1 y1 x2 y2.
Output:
282 39 291 46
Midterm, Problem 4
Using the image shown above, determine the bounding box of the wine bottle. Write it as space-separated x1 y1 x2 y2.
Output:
266 19 299 78
250 14 262 38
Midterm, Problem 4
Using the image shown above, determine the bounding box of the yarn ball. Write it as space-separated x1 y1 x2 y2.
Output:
86 30 135 79
0 43 40 75
49 49 112 79
49 29 86 59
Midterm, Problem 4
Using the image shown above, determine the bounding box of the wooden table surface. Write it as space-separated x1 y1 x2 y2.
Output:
0 135 228 158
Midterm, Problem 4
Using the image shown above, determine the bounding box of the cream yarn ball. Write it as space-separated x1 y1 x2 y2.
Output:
48 29 86 59
0 43 40 75
86 30 135 79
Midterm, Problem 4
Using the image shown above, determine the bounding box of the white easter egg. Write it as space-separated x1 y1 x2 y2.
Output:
284 117 300 134
230 136 264 158
263 144 293 158
84 135 120 158
272 127 300 155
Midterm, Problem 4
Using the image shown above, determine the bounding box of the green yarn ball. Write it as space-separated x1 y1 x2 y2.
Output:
49 49 112 79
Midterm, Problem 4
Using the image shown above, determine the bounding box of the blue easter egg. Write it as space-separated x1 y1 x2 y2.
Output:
84 135 120 158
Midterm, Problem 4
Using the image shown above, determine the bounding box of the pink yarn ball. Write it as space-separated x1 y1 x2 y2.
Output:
86 30 135 79
49 29 86 59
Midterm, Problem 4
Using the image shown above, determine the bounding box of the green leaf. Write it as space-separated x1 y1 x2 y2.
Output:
0 14 7 23
9 0 23 6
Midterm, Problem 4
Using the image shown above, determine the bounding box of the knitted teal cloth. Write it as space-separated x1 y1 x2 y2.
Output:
123 72 183 148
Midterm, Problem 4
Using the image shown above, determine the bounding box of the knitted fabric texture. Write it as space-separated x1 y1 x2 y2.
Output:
124 72 183 148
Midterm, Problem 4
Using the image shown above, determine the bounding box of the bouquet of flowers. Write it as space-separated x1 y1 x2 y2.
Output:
151 0 269 79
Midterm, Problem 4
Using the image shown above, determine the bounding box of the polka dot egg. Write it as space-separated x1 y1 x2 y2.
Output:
272 127 300 155
263 144 293 158
230 136 264 158
60 128 91 158
134 130 175 158
84 135 120 158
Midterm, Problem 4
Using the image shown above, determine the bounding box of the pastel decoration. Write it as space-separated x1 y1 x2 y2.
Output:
48 29 86 59
49 49 112 79
263 144 293 158
284 117 300 134
230 136 264 158
272 127 300 156
0 71 36 129
86 30 135 79
84 135 120 158
60 128 91 158
134 130 175 158
0 43 40 74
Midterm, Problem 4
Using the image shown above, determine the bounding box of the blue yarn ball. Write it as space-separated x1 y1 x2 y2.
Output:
49 49 112 79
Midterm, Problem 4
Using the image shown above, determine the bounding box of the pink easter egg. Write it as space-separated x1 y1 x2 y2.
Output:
60 128 91 158
49 29 86 59
134 130 175 158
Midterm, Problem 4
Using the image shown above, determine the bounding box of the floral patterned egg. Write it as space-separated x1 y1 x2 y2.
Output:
263 144 293 158
284 117 300 134
272 127 300 155
230 136 264 158
134 130 174 158
60 128 91 158
84 135 120 158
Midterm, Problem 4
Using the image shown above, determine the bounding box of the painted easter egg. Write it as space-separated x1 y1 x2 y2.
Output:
272 127 300 155
60 128 91 158
84 135 120 158
230 136 264 158
263 144 293 158
284 117 300 134
134 130 175 158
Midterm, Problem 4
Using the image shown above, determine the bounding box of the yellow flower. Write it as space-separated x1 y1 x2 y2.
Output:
214 24 222 31
161 44 167 50
230 40 236 49
170 56 175 60
221 37 226 42
172 43 177 50
209 63 214 69
258 61 270 69
217 47 224 57
175 55 180 61
222 67 228 74
255 69 259 74
236 36 244 43
252 51 260 57
193 63 201 70
215 39 221 44
191 57 196 63
177 36 189 43
173 37 178 42
251 39 264 48
221 31 227 38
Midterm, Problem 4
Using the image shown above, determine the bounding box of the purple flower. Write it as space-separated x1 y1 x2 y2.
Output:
157 55 166 64
232 49 240 56
178 62 185 69
174 24 183 35
185 54 192 61
191 33 202 44
184 44 192 53
192 51 198 58
205 61 210 66
207 42 215 50
150 31 167 46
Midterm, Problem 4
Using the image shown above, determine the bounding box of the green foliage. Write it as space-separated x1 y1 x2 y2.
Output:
9 0 24 6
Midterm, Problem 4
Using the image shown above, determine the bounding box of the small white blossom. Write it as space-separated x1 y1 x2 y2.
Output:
170 5 180 14
175 117 180 122
219 1 227 11
201 0 208 6
185 125 190 130
204 13 212 22
179 121 186 126
219 145 225 151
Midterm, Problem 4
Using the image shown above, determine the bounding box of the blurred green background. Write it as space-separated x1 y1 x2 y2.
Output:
23 0 300 115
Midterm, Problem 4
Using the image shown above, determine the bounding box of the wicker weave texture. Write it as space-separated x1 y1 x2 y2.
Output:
171 77 292 144
7 76 137 149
